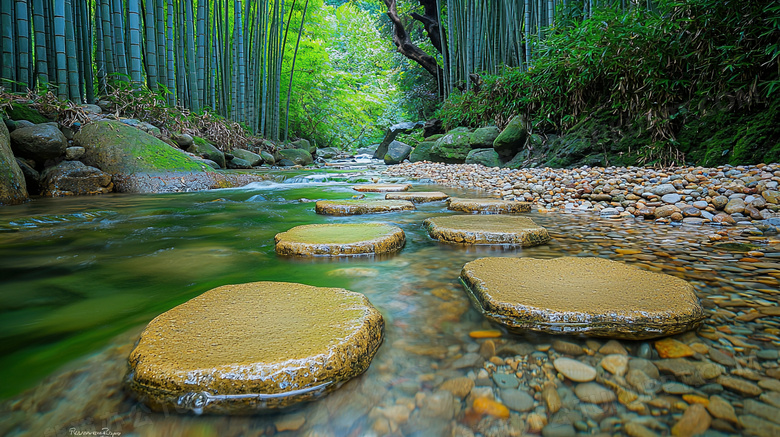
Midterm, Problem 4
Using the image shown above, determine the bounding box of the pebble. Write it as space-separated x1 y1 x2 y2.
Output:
655 338 695 358
744 398 780 425
541 423 576 437
662 382 694 394
552 339 585 356
708 348 737 367
542 384 562 413
671 404 711 436
500 388 535 412
706 395 738 423
716 375 763 396
439 377 474 399
574 382 617 404
472 397 510 419
600 354 629 376
554 357 597 382
599 339 628 355
469 330 502 338
492 372 519 389
275 412 306 432
625 421 662 437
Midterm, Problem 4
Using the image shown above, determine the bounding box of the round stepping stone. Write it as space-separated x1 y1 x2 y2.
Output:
447 197 531 214
424 215 550 246
352 183 411 192
315 199 415 216
275 223 405 256
460 257 706 340
126 281 384 414
385 191 449 203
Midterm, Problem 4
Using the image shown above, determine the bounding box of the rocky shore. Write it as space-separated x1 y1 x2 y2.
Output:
383 162 780 228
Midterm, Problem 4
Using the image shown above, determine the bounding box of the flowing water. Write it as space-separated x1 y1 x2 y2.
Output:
1 168 779 437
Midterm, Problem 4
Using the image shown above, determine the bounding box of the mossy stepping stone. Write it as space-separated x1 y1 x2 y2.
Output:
352 183 412 192
315 199 415 216
275 223 405 256
447 197 531 214
126 282 384 414
424 215 550 246
385 191 449 203
461 257 706 340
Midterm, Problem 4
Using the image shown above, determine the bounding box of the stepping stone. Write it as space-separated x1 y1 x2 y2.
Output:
315 199 415 216
126 281 384 414
275 223 405 256
447 197 531 213
352 183 412 192
460 257 706 340
424 215 550 246
385 191 449 203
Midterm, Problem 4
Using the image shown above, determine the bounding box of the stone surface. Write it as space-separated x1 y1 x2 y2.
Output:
500 388 535 412
383 141 412 165
447 197 531 214
230 148 263 166
10 123 67 160
574 382 616 404
278 148 313 166
126 281 384 414
424 215 550 246
493 115 528 157
460 257 706 339
385 191 449 203
353 183 412 192
717 375 762 396
274 223 405 256
315 199 415 216
600 354 629 376
465 148 501 168
704 396 736 423
554 357 597 382
41 160 113 196
0 121 28 205
439 377 474 399
671 404 711 436
654 338 695 358
187 137 226 169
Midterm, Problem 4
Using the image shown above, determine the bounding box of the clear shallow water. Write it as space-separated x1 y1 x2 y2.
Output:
0 169 779 436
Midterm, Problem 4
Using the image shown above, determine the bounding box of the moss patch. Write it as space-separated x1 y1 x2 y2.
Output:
6 103 51 124
275 223 405 256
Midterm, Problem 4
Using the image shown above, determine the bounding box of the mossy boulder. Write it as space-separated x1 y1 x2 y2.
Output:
383 141 412 165
461 257 706 339
74 120 217 193
290 138 315 154
275 223 405 256
385 191 449 203
315 199 415 216
465 148 501 167
430 132 473 163
188 136 226 168
425 215 550 246
471 126 501 147
0 121 28 205
260 150 275 165
447 197 532 214
231 148 263 166
493 115 528 157
126 281 384 414
6 103 50 124
410 140 436 163
278 148 313 166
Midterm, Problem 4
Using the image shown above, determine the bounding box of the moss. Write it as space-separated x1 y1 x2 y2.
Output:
7 103 51 124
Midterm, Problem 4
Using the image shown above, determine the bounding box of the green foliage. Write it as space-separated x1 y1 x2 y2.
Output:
435 0 780 166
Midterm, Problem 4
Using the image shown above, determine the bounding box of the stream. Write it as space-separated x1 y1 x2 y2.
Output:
1 166 779 437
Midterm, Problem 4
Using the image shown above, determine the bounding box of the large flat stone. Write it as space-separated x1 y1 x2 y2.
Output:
126 282 384 414
315 199 415 216
447 197 531 214
460 257 706 340
352 183 412 192
424 215 550 246
275 223 405 256
385 191 449 203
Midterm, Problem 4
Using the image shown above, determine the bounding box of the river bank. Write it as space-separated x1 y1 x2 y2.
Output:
382 162 780 230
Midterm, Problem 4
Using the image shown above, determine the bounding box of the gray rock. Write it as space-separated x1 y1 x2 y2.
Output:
724 198 746 214
541 423 576 437
226 157 252 169
383 141 412 165
712 195 729 209
316 147 340 159
661 193 682 204
260 150 275 165
653 184 677 196
492 373 519 389
14 158 40 194
465 148 501 167
10 123 68 161
471 126 501 147
173 133 194 149
65 146 86 160
0 122 29 204
290 138 315 154
500 388 534 412
41 160 113 196
278 149 313 166
188 138 226 168
231 148 263 166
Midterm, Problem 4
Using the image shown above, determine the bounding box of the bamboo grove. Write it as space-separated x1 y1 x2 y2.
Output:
0 0 310 141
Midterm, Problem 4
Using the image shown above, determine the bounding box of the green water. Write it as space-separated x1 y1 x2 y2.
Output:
2 169 779 436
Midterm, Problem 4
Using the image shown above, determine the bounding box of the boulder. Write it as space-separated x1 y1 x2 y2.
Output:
424 215 550 247
290 138 315 154
10 123 68 161
260 150 276 165
231 148 263 166
315 199 415 216
316 147 340 159
409 140 436 163
6 103 51 124
385 191 449 203
188 137 226 168
173 133 194 149
465 148 501 167
41 160 113 196
126 281 384 414
373 121 424 159
278 149 313 166
493 115 528 157
383 141 412 165
226 157 252 169
447 197 531 214
275 223 405 256
64 146 86 160
423 119 444 138
430 132 473 163
74 120 219 193
14 158 40 194
471 126 501 148
460 257 706 339
0 121 28 205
